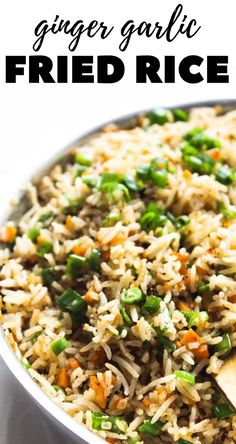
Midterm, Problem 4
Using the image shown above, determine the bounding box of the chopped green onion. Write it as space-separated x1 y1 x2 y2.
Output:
76 165 87 176
173 109 188 122
178 440 192 444
138 419 164 437
64 198 81 215
198 283 210 293
183 127 203 141
175 370 195 386
88 249 101 272
76 152 93 166
97 172 119 189
215 165 235 185
66 254 87 278
41 268 59 286
82 175 98 188
56 288 87 314
213 403 235 419
36 241 53 257
20 356 31 370
136 164 150 181
159 335 176 351
52 385 61 392
38 212 53 223
141 295 162 315
31 330 42 344
182 311 209 327
120 287 143 305
218 203 236 220
122 174 141 192
185 131 221 150
120 306 133 326
98 174 131 202
182 151 215 175
91 412 128 433
214 333 232 354
174 215 191 229
51 337 69 356
149 166 168 188
140 203 167 233
147 108 170 126
155 326 176 351
27 226 40 242
102 213 120 227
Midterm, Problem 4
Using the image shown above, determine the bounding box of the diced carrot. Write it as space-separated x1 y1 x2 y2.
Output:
207 248 214 255
72 244 87 256
184 275 190 286
208 149 221 160
177 301 190 311
90 375 106 408
193 344 209 361
176 252 189 262
65 215 73 230
181 329 203 347
57 367 69 388
143 398 151 407
84 291 98 305
223 220 231 228
163 282 170 292
36 235 47 245
107 438 115 444
177 281 184 290
109 233 125 246
69 357 80 370
0 225 16 243
183 170 192 181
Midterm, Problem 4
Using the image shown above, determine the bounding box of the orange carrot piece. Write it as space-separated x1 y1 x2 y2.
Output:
193 344 209 361
183 170 192 181
72 244 87 256
68 357 80 370
90 375 106 408
109 233 125 246
177 301 190 311
0 226 16 243
57 367 69 388
143 398 151 407
181 328 203 347
65 215 73 230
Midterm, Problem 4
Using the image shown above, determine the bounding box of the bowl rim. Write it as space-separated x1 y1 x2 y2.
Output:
1 98 236 443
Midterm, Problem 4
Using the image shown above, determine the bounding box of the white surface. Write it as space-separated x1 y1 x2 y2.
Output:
0 0 235 443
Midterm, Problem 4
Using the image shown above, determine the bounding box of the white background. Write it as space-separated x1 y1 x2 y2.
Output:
0 0 235 443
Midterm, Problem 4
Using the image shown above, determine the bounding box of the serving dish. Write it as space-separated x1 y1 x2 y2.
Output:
0 99 236 444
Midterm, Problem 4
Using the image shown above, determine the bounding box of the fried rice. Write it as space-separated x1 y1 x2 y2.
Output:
1 105 236 444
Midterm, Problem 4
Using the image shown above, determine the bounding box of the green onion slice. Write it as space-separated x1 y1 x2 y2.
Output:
175 370 195 386
56 288 87 314
51 337 69 356
120 287 143 305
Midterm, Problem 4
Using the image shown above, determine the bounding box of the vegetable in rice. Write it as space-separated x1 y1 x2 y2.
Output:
1 105 236 443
